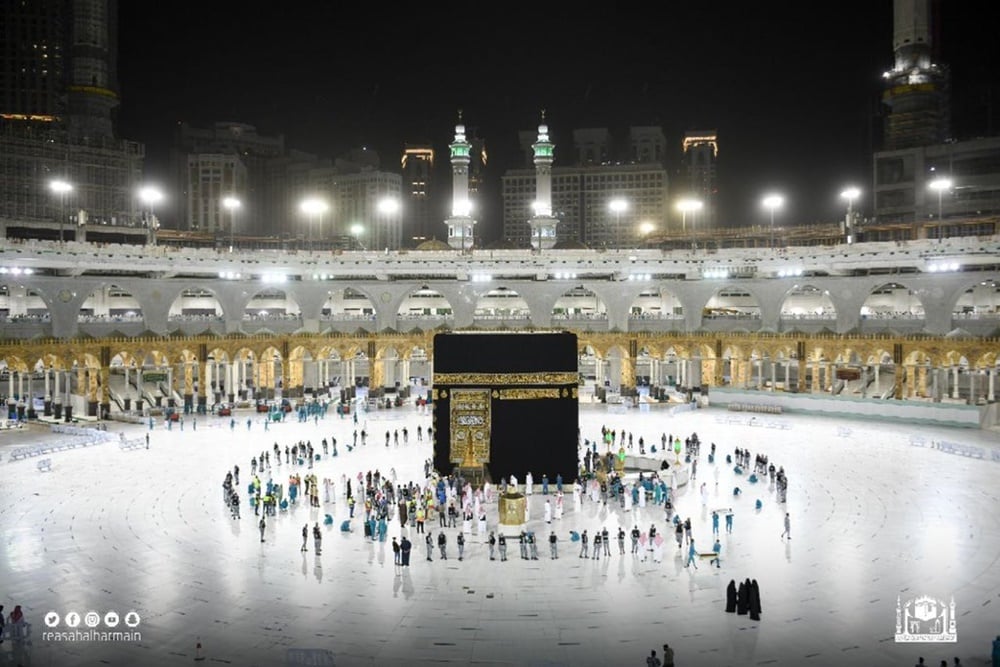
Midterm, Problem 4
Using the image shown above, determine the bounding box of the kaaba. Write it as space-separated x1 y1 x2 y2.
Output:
432 331 578 484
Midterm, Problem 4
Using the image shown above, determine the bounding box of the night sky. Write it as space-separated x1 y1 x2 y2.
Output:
116 2 1000 238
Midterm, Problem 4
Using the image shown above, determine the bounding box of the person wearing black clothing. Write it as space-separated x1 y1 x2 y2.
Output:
438 531 448 559
725 579 738 613
749 579 762 620
400 536 411 566
498 533 508 561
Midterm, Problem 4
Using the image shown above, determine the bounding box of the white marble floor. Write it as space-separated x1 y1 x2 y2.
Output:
1 402 999 667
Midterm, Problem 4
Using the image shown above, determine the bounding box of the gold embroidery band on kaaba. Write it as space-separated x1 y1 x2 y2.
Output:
498 388 561 400
433 372 578 386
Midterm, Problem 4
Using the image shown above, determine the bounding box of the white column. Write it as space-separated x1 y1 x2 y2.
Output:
989 369 995 402
18 372 24 399
952 367 960 399
771 361 777 391
54 370 60 402
45 368 50 400
7 371 13 398
874 365 880 392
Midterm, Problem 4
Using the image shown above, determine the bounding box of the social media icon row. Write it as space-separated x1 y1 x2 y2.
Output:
44 610 140 628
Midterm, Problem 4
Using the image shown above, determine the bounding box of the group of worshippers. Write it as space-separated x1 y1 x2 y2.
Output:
725 578 762 621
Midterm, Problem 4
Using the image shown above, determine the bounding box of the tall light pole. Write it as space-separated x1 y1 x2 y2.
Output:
609 198 628 248
299 197 328 249
377 197 400 251
762 194 784 248
139 186 164 246
928 177 952 223
350 223 366 251
223 195 241 252
677 198 703 234
49 179 73 243
840 186 860 244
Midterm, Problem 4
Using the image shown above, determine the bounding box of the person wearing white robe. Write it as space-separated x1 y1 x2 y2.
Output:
653 532 664 563
478 511 487 535
573 482 582 511
638 484 646 508
544 499 552 524
509 474 518 494
555 491 564 520
624 483 633 512
484 481 493 503
590 480 600 503
463 511 472 534
525 472 534 495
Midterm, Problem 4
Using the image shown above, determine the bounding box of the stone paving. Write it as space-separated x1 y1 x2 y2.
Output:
0 401 998 666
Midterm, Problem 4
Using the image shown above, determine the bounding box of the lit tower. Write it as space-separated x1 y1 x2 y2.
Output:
881 0 950 150
527 111 558 250
445 112 476 250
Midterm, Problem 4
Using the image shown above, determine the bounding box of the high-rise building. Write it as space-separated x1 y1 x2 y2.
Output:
628 126 667 165
573 128 612 166
872 0 1000 231
0 0 68 122
184 154 247 234
880 0 950 150
503 126 669 248
502 163 668 249
0 0 143 237
171 122 287 235
401 144 435 245
682 130 719 229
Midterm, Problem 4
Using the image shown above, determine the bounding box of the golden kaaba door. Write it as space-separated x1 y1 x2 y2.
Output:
449 388 491 467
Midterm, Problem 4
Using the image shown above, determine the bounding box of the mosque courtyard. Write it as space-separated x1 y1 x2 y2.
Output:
0 397 998 667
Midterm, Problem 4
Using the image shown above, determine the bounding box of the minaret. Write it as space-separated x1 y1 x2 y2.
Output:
527 111 558 250
445 112 476 250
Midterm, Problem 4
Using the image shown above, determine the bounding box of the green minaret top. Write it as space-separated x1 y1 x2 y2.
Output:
450 109 471 160
532 110 554 160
